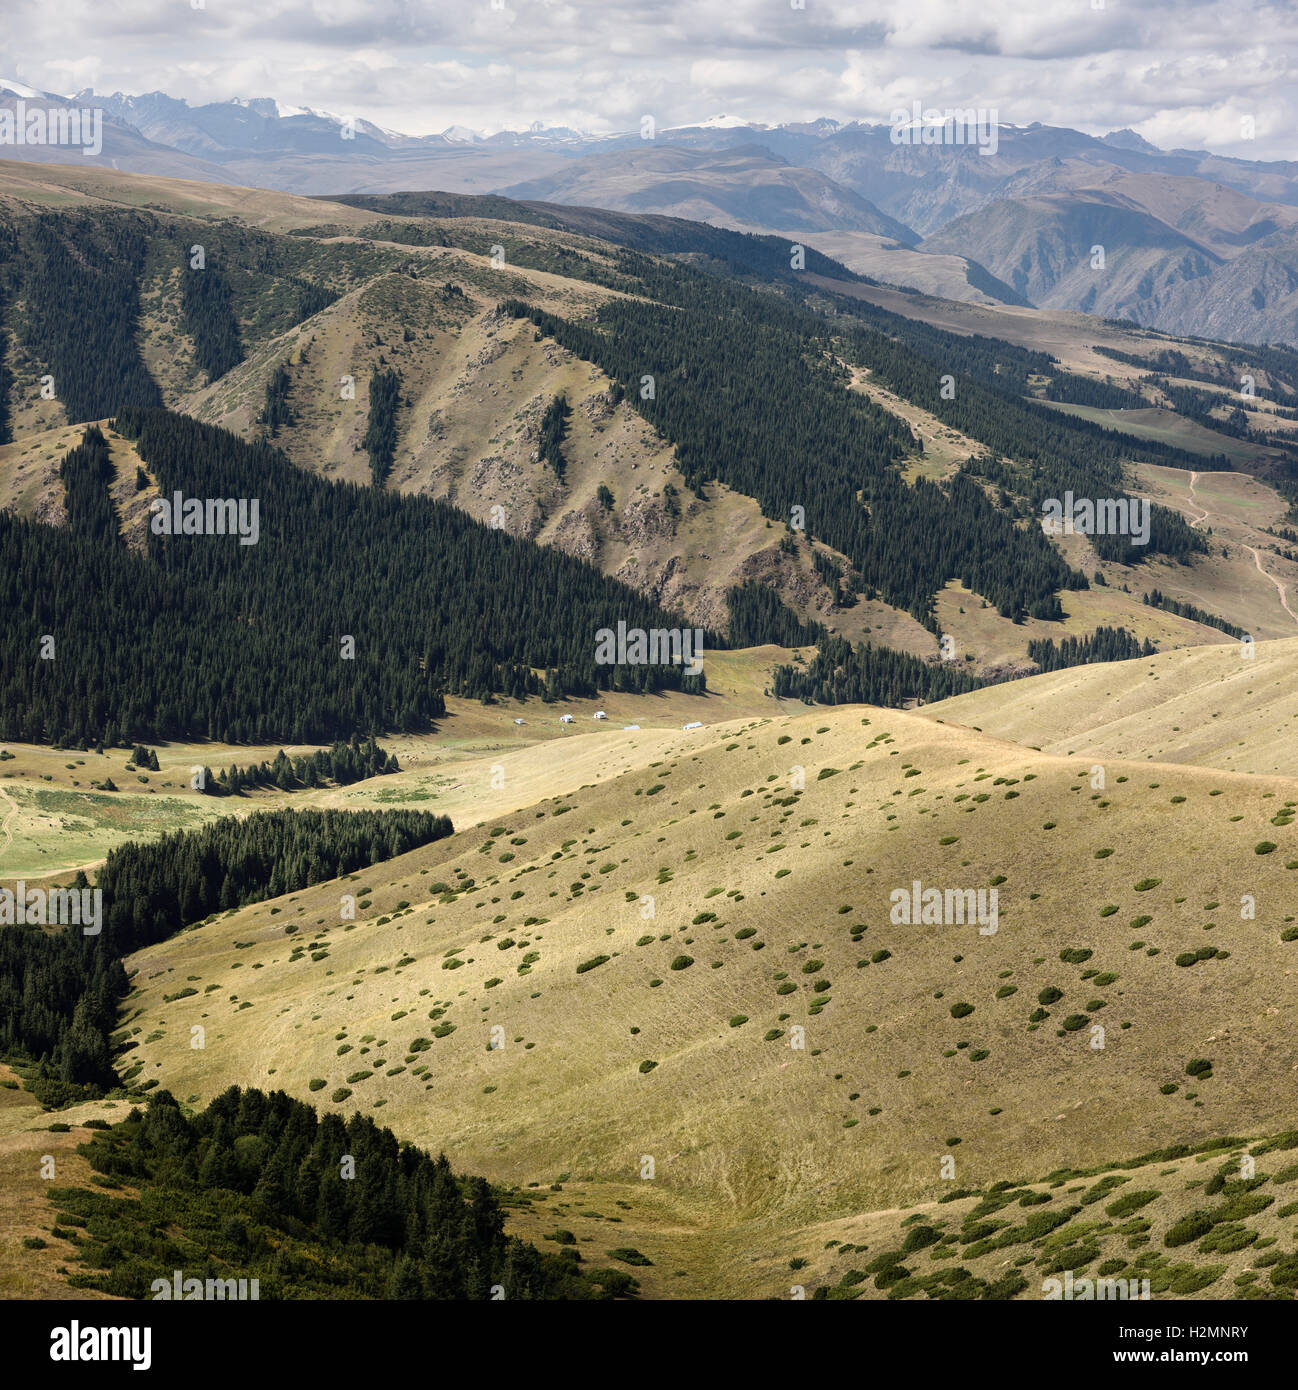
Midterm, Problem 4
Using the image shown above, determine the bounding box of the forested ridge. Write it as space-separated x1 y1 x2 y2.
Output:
0 413 716 748
0 198 1277 733
503 289 1081 628
3 211 162 425
52 1087 633 1299
0 208 361 428
324 187 862 283
503 244 1215 626
815 287 1213 568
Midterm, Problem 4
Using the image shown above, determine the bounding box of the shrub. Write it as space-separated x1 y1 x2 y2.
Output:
576 955 610 973
1105 1190 1159 1218
669 955 694 971
638 1060 657 1074
307 1078 326 1092
1164 1211 1214 1247
1199 1224 1258 1254
950 1002 975 1019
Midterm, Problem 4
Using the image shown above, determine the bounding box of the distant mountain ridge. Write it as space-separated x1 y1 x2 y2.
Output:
5 81 1298 340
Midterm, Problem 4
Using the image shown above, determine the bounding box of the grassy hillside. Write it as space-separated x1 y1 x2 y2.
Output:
76 700 1297 1293
933 636 1298 777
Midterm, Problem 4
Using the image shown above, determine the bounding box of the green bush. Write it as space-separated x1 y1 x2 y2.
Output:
1164 1211 1214 1247
1105 1190 1159 1218
606 1247 653 1266
1199 1224 1257 1254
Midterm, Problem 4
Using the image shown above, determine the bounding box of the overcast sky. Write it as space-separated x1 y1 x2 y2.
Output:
2 0 1295 156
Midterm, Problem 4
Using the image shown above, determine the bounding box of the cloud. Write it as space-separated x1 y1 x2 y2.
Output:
0 0 1293 155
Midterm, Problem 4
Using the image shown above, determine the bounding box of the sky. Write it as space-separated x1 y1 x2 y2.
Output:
2 0 1296 157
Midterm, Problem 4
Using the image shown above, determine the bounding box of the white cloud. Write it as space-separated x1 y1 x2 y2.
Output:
0 0 1294 154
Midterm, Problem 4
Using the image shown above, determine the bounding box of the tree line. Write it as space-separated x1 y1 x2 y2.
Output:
1026 626 1154 671
194 736 399 797
58 1087 631 1299
772 636 985 707
1143 589 1245 639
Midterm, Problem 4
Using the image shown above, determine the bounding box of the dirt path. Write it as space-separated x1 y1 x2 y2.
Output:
1187 470 1298 629
0 783 16 863
1185 470 1213 528
1242 542 1298 626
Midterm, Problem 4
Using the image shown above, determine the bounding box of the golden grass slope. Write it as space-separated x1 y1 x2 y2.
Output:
933 635 1298 777
114 701 1298 1291
0 158 381 233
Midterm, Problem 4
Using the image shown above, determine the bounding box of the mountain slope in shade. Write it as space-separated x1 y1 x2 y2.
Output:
921 191 1223 316
921 169 1298 342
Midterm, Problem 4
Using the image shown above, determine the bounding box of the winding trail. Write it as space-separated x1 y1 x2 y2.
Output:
1185 470 1212 528
1187 469 1298 629
0 783 17 863
1242 542 1298 626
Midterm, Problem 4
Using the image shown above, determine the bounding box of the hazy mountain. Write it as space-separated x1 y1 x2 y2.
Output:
9 83 1298 339
500 143 918 243
922 165 1298 340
